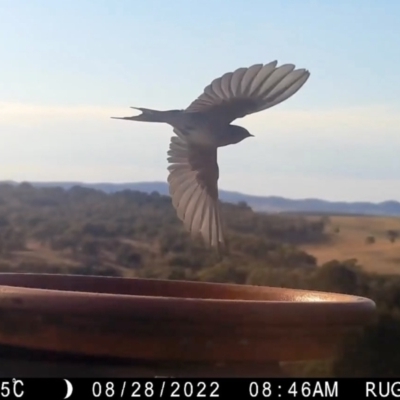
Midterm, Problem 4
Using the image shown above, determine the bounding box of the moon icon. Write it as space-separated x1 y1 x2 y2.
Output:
64 379 73 399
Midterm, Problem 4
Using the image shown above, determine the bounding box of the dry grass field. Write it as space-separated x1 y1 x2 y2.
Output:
300 214 400 274
6 215 400 276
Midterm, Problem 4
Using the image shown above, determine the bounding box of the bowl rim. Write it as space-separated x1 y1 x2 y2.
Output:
0 272 376 307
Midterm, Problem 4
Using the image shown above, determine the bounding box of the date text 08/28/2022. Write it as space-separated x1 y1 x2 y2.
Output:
90 380 340 398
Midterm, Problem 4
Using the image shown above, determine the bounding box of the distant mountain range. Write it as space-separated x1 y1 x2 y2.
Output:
2 180 400 216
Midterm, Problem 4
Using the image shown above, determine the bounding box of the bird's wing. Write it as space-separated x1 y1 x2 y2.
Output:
184 61 310 124
167 130 225 253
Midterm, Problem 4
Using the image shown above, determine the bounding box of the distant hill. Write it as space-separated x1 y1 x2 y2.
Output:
2 180 400 216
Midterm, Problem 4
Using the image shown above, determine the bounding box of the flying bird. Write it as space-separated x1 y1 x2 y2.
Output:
112 61 310 256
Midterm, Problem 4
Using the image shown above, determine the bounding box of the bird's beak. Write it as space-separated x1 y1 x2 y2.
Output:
249 134 254 137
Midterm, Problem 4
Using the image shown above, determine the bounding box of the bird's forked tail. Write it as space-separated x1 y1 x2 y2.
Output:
111 107 180 123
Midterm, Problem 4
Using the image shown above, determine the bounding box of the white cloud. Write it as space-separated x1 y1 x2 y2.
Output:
1 163 166 183
244 104 400 141
1 102 399 139
0 102 120 119
0 102 128 128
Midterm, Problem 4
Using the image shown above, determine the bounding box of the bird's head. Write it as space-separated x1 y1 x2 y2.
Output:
227 125 254 144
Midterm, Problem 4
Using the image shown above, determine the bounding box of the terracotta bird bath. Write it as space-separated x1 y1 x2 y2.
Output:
0 273 375 377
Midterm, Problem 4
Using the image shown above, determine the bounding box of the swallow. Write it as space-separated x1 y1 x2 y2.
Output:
112 61 310 256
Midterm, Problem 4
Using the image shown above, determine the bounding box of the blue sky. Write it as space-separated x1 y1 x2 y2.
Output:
1 0 400 201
